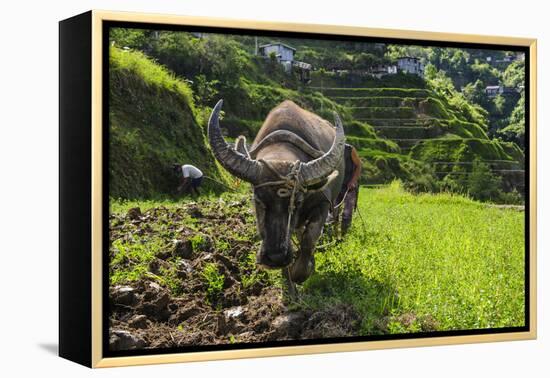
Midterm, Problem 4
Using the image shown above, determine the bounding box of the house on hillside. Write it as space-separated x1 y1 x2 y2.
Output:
258 42 311 82
397 56 424 77
485 85 503 97
292 60 312 83
368 64 398 79
496 54 517 64
503 86 520 95
259 42 296 63
485 85 520 97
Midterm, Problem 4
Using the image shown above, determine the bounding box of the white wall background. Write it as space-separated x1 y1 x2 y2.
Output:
0 0 547 376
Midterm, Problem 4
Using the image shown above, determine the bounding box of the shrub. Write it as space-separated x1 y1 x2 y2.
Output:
466 160 502 202
497 188 524 205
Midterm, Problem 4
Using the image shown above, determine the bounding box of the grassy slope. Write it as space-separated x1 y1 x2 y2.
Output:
109 47 231 199
110 183 525 334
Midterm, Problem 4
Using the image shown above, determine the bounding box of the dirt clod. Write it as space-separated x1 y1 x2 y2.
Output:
127 207 142 220
110 329 146 350
173 239 193 259
128 315 148 329
111 286 137 307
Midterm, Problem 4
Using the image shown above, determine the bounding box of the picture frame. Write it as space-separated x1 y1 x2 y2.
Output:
59 10 537 368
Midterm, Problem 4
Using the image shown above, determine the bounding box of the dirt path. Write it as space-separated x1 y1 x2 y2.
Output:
486 204 525 211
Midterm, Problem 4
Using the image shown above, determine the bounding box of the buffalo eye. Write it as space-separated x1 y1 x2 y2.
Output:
294 192 305 206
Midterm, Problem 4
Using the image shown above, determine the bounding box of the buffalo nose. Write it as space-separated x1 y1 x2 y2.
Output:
257 249 292 268
267 251 288 264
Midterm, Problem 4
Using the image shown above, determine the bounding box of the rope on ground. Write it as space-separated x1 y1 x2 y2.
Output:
355 206 368 234
203 175 240 192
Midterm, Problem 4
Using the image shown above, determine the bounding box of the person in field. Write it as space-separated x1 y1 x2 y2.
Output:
338 144 362 235
173 163 204 196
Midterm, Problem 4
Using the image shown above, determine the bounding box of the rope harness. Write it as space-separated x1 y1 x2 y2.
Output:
253 159 307 289
253 155 352 251
254 159 305 249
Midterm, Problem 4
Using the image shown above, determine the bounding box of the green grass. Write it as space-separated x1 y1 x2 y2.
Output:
109 187 252 213
317 87 431 98
110 198 183 214
303 182 525 333
332 96 425 108
410 137 517 163
110 46 196 113
202 262 225 305
344 120 378 139
109 183 525 335
351 106 416 119
110 237 166 285
346 136 400 154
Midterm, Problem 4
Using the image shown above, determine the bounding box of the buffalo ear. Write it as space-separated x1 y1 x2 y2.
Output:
305 170 339 192
298 112 345 185
234 136 250 158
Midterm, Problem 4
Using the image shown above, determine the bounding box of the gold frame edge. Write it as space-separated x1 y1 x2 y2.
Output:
528 40 537 339
89 10 537 368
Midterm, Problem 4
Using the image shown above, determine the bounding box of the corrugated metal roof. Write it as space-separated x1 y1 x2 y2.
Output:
292 61 312 70
259 42 296 52
397 56 421 61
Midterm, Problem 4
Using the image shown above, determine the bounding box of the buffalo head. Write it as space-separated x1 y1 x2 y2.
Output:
207 100 345 269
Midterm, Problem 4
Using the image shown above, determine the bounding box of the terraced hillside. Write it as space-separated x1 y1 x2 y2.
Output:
313 86 525 192
108 28 525 202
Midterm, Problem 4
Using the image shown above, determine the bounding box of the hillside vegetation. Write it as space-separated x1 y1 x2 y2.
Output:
109 47 231 198
108 28 525 203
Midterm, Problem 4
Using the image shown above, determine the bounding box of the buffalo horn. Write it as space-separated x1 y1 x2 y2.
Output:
207 100 262 183
299 112 346 185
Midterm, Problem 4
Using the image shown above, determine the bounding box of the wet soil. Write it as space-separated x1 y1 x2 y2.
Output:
109 197 360 351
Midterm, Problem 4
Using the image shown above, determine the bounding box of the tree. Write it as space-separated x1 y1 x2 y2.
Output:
467 160 502 201
424 63 438 81
109 28 151 50
502 60 525 88
426 69 488 128
470 61 500 86
353 53 381 71
193 74 219 104
462 79 488 107
499 93 525 146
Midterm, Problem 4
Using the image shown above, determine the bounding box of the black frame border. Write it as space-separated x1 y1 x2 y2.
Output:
59 11 93 367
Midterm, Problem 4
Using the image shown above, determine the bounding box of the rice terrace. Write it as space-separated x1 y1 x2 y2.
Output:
107 26 527 351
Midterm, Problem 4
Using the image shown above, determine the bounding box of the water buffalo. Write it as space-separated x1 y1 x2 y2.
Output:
207 99 345 294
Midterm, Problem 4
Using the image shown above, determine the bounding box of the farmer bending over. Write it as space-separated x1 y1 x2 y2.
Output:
174 163 203 196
